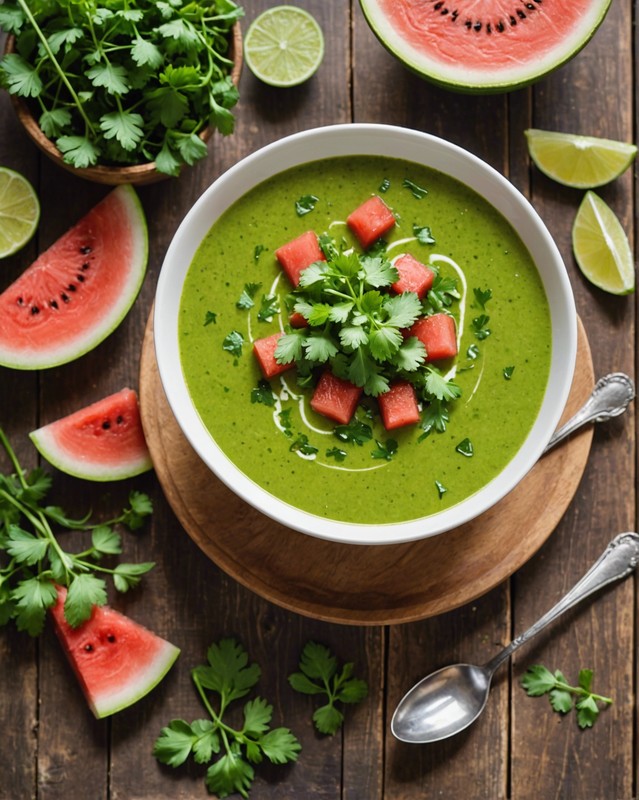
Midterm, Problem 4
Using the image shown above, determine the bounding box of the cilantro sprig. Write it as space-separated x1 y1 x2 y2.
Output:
288 642 368 735
521 665 612 728
154 638 301 798
275 238 460 408
0 428 153 634
0 0 243 174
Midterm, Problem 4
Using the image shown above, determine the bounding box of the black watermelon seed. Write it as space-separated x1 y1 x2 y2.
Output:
486 22 492 32
465 18 472 27
441 7 448 14
517 9 526 18
67 284 77 292
77 274 85 282
17 297 24 305
497 20 505 30
434 1 443 8
102 421 111 430
61 293 70 303
84 644 93 652
107 634 116 643
510 15 517 24
116 415 124 424
31 306 39 315
50 300 58 309
80 245 92 254
81 263 90 271
451 9 458 19
474 20 481 30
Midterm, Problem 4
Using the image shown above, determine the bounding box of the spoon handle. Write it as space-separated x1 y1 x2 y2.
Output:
485 532 639 674
543 373 635 454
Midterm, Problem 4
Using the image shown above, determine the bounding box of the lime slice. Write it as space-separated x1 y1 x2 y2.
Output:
572 191 635 295
244 5 324 87
525 129 637 189
0 167 40 259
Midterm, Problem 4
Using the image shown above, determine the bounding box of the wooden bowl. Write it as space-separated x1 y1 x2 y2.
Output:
6 25 242 186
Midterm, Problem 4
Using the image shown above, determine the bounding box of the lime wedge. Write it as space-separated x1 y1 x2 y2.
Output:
0 167 40 259
572 191 635 295
244 5 324 87
525 129 637 189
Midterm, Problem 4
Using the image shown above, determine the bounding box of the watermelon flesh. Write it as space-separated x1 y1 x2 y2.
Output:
0 184 147 369
50 587 180 719
29 388 152 481
310 370 363 424
359 0 613 92
253 332 295 379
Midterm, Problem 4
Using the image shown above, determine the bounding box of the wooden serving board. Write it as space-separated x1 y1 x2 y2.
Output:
139 315 594 625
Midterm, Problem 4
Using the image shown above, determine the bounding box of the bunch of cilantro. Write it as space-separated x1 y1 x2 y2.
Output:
276 234 461 407
0 428 154 635
0 0 242 174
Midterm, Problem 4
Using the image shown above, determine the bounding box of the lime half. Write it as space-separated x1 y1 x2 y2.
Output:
572 191 635 295
244 5 324 87
0 167 40 259
525 129 637 189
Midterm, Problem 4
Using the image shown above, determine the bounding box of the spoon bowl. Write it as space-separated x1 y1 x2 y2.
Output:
391 532 639 744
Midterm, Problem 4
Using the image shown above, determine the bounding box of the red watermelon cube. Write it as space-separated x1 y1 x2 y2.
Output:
289 311 309 328
409 314 458 362
253 332 294 379
310 370 362 424
346 195 396 249
275 230 325 287
391 254 435 299
378 381 421 430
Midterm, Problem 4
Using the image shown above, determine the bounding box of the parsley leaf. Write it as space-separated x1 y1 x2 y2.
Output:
295 194 319 216
455 438 474 457
154 639 301 796
257 294 279 323
223 331 244 358
521 665 612 729
413 224 436 244
371 438 398 461
251 380 276 406
402 178 428 199
204 310 218 326
473 286 493 310
236 282 261 310
471 315 491 340
503 365 515 380
288 642 368 735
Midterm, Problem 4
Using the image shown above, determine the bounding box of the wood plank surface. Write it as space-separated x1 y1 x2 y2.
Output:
0 0 636 798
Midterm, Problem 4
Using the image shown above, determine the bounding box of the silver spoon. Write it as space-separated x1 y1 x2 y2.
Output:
391 531 639 744
543 372 634 454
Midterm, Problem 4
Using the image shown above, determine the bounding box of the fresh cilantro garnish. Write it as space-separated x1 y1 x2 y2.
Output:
471 315 491 340
378 177 390 193
402 178 428 199
1 0 244 173
333 420 373 446
154 638 301 798
236 283 261 310
473 287 493 310
466 343 480 360
222 331 244 358
425 274 460 312
503 365 515 380
257 294 279 323
289 434 318 456
204 310 218 326
371 438 398 461
326 447 347 462
413 224 436 245
288 642 368 736
455 438 474 457
253 244 266 262
521 665 612 729
0 429 153 634
418 399 450 440
435 480 447 498
295 194 319 216
278 409 293 437
250 380 275 406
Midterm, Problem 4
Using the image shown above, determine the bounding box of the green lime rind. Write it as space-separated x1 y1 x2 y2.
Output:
244 5 324 88
525 129 637 189
572 191 635 295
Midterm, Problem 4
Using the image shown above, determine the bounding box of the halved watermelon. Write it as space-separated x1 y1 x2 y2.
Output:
50 587 180 719
0 184 147 369
29 388 152 481
359 0 613 93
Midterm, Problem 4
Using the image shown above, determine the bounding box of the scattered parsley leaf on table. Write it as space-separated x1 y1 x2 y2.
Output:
288 642 368 735
0 428 154 634
154 638 301 799
521 664 612 729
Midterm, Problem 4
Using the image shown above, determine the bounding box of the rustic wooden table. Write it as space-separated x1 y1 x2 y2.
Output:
1 2 636 798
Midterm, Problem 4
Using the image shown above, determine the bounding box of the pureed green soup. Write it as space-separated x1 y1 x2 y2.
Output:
179 156 551 525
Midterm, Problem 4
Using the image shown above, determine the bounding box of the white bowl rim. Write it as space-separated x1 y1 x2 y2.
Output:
155 122 577 546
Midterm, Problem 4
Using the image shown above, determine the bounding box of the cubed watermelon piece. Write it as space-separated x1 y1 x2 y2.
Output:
378 381 421 430
346 195 396 249
310 370 363 425
409 314 458 362
391 254 435 299
275 231 325 287
253 332 294 379
289 311 309 328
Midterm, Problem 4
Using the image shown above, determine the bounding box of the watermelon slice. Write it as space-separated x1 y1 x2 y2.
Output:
50 587 180 719
359 0 613 93
0 184 148 370
29 388 152 481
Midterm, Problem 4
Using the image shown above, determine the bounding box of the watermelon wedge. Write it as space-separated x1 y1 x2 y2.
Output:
30 388 152 481
0 184 148 369
359 0 613 93
50 587 180 719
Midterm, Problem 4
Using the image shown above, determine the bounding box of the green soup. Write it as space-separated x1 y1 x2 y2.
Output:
179 156 551 525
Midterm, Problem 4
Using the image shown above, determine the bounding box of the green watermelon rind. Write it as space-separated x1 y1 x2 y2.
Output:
90 639 181 719
358 0 613 94
29 388 153 482
0 184 148 370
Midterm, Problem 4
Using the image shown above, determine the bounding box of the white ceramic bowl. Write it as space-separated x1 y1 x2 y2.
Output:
155 123 577 546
